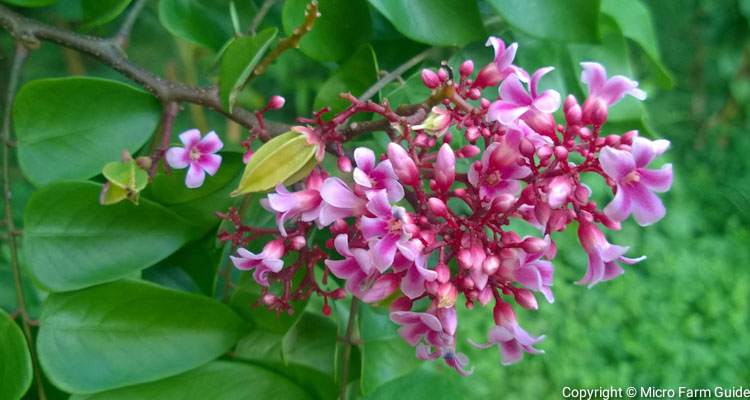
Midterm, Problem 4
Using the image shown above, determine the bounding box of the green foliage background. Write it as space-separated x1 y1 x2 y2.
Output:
1 0 749 399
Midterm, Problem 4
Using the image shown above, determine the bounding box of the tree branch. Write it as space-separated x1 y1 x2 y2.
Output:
2 42 46 400
358 47 434 102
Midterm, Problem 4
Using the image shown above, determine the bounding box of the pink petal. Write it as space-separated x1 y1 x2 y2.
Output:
604 186 633 222
600 76 644 105
372 160 397 180
165 147 189 169
333 234 353 257
599 146 635 181
578 254 605 288
178 129 202 147
532 90 561 114
515 264 543 291
325 259 360 279
529 67 554 98
197 131 223 153
639 164 672 192
320 178 361 209
360 274 398 303
497 42 518 71
372 234 399 271
632 137 670 168
488 101 530 125
401 265 426 299
366 190 392 218
500 74 531 106
185 163 206 188
317 204 351 226
354 147 375 171
630 182 666 226
384 179 405 202
602 261 624 281
263 258 283 273
580 62 607 95
198 153 221 176
353 168 373 188
359 216 389 239
500 340 524 365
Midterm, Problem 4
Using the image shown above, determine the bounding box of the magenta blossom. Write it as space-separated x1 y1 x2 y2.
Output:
391 307 473 375
165 129 223 188
580 62 646 124
468 141 530 203
230 240 284 287
391 242 438 299
318 177 366 226
360 190 417 270
600 136 673 226
471 301 544 365
263 169 326 236
487 67 560 126
324 234 398 303
577 221 646 287
512 248 555 304
293 126 326 161
352 147 404 202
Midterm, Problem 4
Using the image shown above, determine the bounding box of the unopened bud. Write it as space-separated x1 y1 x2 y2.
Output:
605 134 620 146
242 149 253 164
337 155 352 173
536 145 552 160
514 289 539 310
421 69 440 89
468 88 481 99
519 138 535 158
290 235 306 250
428 197 448 217
491 193 516 213
521 237 547 254
457 144 480 158
554 146 568 160
621 130 637 145
460 60 474 77
332 288 347 300
473 63 501 88
482 255 500 275
436 263 451 283
267 95 285 110
437 68 448 81
262 293 277 305
387 143 419 185
465 126 480 142
331 219 348 235
582 97 608 125
434 143 455 191
390 296 412 312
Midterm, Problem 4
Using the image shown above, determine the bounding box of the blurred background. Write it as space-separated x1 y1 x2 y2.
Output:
2 0 749 398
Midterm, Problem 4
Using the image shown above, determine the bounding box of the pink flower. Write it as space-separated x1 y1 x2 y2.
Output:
412 106 451 137
599 136 673 226
359 190 416 271
352 147 404 202
293 126 326 161
324 234 399 303
471 301 544 365
165 129 223 188
580 62 646 125
391 307 473 375
487 67 560 126
318 177 366 226
390 241 438 299
473 37 527 89
387 143 419 185
468 142 530 203
577 221 646 287
434 143 456 192
231 240 284 287
513 247 555 304
263 169 325 236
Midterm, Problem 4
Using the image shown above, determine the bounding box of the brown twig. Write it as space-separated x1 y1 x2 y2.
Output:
149 101 179 176
2 42 46 400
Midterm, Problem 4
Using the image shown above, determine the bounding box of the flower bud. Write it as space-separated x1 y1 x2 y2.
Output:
489 143 516 170
437 68 448 81
519 138 535 158
480 98 490 109
428 197 448 217
331 219 349 235
482 255 500 275
491 193 516 213
332 288 347 300
477 286 493 306
473 63 501 88
514 289 539 310
262 293 277 305
465 126 480 142
457 249 473 270
554 146 568 161
264 239 286 259
337 155 352 173
436 263 451 283
524 111 556 136
290 235 306 250
574 184 591 203
267 95 285 110
421 69 440 89
493 300 516 326
457 144 480 158
582 97 608 125
390 296 413 312
387 143 419 185
621 130 637 145
460 60 474 77
605 134 620 146
414 133 429 147
536 145 552 160
521 237 547 254
468 88 481 99
434 143 456 191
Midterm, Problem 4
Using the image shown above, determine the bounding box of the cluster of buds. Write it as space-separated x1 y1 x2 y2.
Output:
220 36 673 374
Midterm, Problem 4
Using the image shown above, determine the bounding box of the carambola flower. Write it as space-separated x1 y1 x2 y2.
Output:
165 129 223 188
231 240 285 287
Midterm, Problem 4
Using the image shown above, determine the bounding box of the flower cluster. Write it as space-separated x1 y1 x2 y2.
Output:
221 36 673 374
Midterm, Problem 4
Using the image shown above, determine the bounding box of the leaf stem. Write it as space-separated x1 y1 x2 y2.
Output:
149 101 180 177
2 41 46 400
339 298 359 400
248 0 277 35
111 0 147 48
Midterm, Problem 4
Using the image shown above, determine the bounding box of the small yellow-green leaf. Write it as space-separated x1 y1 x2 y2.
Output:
231 131 316 196
219 28 278 112
102 160 148 192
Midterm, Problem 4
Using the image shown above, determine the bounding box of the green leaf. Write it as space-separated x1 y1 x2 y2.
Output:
68 361 312 400
282 0 372 62
14 77 160 185
486 0 601 43
368 0 484 47
230 279 308 335
231 131 316 195
358 304 420 395
0 309 32 400
23 181 196 292
158 0 255 51
219 28 278 112
143 232 222 296
363 369 463 400
38 280 246 394
313 44 379 117
81 0 132 28
601 0 674 88
0 0 57 6
146 152 243 229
